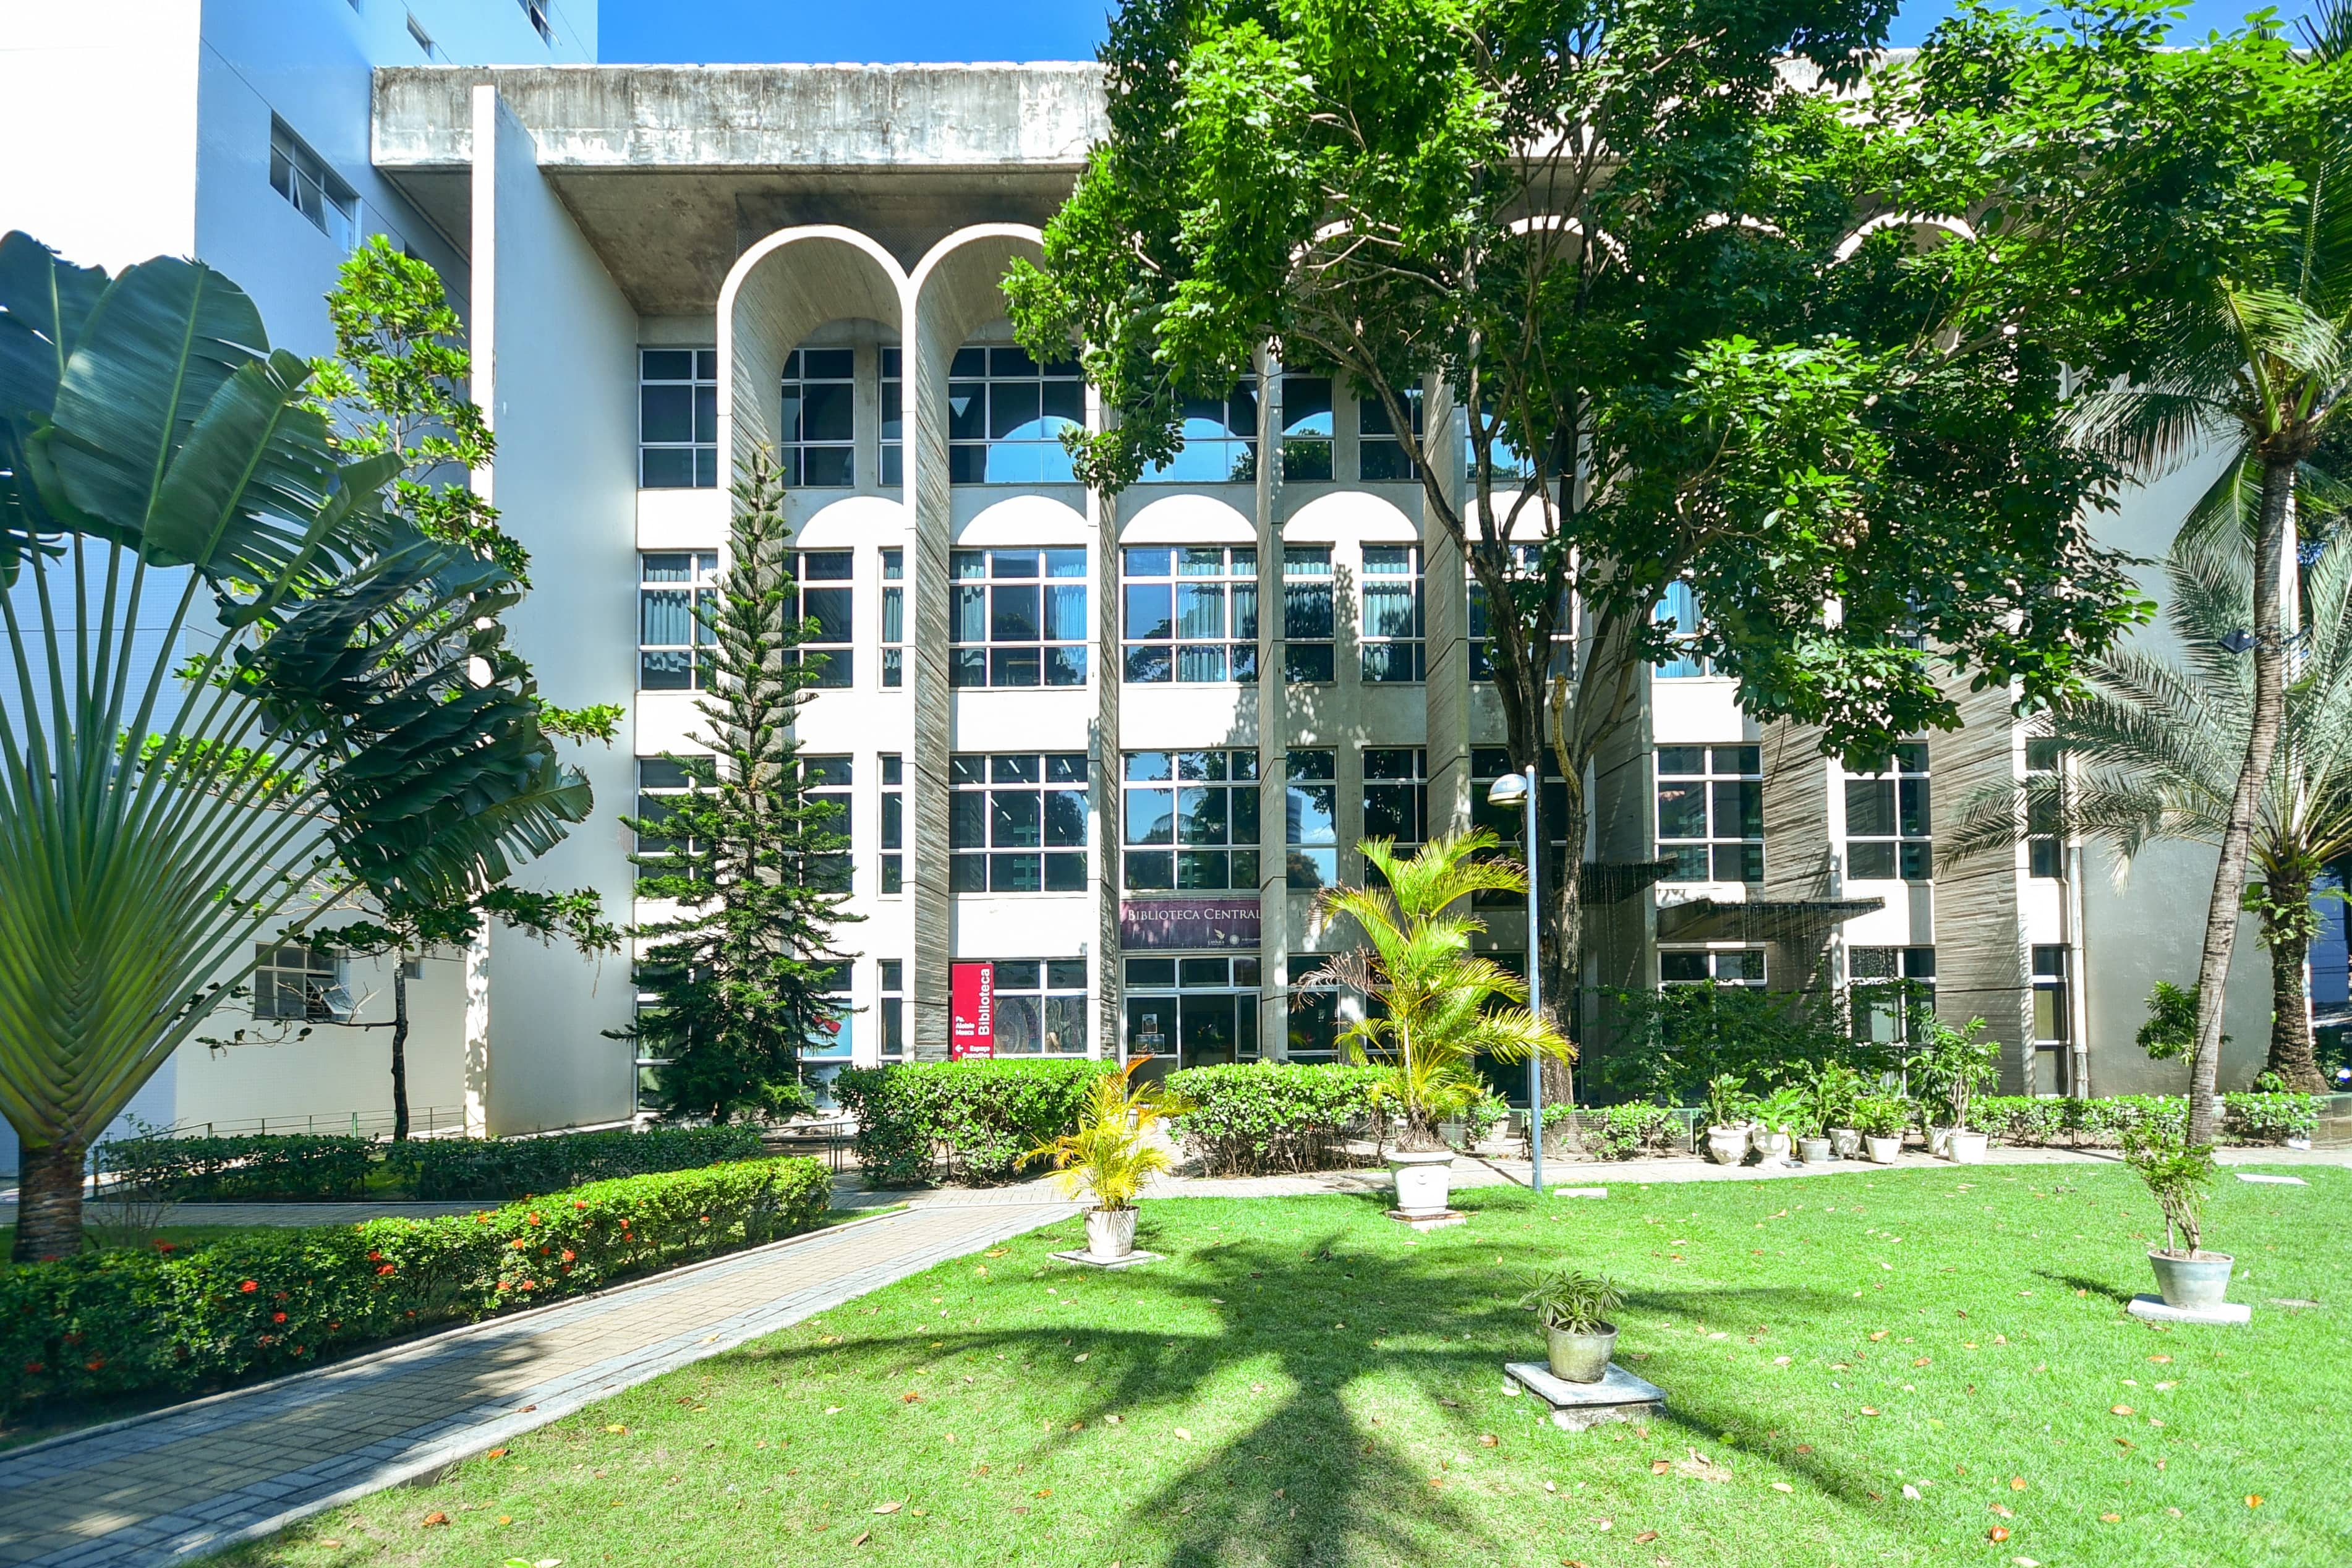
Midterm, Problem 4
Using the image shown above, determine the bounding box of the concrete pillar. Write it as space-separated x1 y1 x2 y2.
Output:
1422 377 1470 840
1256 349 1292 1057
1929 680 2034 1090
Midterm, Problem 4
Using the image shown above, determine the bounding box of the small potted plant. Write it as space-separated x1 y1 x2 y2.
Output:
1031 1060 1187 1261
1702 1073 1753 1165
1517 1266 1626 1383
1853 1094 1909 1164
1809 1062 1867 1158
2123 1128 2232 1309
1907 1018 1999 1164
1750 1084 1807 1164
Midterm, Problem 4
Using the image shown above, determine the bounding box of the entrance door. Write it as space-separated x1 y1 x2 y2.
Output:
1123 955 1260 1072
1179 992 1239 1068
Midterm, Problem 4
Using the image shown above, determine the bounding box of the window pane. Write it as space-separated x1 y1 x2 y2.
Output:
1127 787 1175 845
1656 782 1708 840
1845 779 1896 839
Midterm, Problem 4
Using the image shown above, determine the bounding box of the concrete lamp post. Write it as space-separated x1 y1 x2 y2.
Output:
1486 767 1544 1196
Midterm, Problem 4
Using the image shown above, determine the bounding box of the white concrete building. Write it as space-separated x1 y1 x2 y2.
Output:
0 10 2292 1159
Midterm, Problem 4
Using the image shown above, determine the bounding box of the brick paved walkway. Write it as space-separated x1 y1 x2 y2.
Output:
0 1198 1076 1567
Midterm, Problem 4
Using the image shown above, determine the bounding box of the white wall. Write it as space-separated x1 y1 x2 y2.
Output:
472 87 641 1135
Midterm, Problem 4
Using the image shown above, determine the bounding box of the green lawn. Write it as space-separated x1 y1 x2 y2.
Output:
229 1164 2345 1567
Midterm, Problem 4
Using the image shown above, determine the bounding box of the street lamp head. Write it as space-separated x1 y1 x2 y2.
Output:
1486 772 1530 807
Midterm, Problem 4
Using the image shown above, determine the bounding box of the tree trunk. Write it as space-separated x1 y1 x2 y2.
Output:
391 960 411 1141
13 1138 87 1262
2262 893 2328 1093
2189 458 2293 1143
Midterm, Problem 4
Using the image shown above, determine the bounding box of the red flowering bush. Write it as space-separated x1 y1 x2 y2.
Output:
0 1156 827 1408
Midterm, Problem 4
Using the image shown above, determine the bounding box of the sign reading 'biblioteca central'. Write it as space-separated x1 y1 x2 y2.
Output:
1118 897 1261 950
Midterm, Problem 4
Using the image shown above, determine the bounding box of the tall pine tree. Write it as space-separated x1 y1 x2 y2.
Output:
621 450 855 1120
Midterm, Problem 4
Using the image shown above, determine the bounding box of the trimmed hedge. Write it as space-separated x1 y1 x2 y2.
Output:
92 1124 768 1203
1164 1063 1391 1175
832 1060 1119 1186
1 1156 827 1408
95 1135 374 1201
1969 1092 2317 1146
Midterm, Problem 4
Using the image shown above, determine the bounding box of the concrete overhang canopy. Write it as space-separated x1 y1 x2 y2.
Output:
1653 897 1885 943
372 63 1109 316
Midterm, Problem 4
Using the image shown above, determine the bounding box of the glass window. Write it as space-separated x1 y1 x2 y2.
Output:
1357 385 1422 482
1470 747 1570 904
640 349 718 489
1122 749 1260 893
1142 383 1258 483
1850 945 1935 1043
952 752 1089 893
2026 737 2064 879
880 547 905 688
804 964 854 1062
1283 547 1335 683
252 944 349 1021
879 753 904 894
780 348 856 488
1657 744 1763 884
639 551 718 689
1462 396 1537 485
633 756 701 858
795 550 853 688
1281 375 1334 481
1653 579 1712 678
988 960 1090 1054
950 547 1089 688
879 346 905 488
1284 749 1337 890
268 116 356 248
879 960 906 1059
1469 544 1573 682
2032 945 2070 1045
1659 948 1766 986
802 756 851 892
948 344 1083 484
1360 545 1425 683
1363 747 1428 867
1121 546 1258 683
1845 742 1931 882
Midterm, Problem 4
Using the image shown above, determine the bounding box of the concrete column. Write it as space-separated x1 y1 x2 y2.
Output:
1256 350 1291 1057
1929 681 2034 1090
1761 718 1837 992
1091 380 1122 1062
907 292 956 1058
1422 377 1470 839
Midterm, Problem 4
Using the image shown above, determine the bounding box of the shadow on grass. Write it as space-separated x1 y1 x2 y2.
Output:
2032 1267 2135 1306
738 1191 1924 1566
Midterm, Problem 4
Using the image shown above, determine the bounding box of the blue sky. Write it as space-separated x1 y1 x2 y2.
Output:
600 0 2314 64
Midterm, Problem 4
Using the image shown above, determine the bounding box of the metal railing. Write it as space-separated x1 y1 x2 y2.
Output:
136 1106 469 1141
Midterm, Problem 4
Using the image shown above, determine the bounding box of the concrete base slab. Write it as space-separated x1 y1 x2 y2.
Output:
1553 1187 1609 1199
1387 1209 1467 1231
1049 1248 1165 1270
2126 1294 2251 1326
1504 1361 1668 1431
2235 1173 2307 1185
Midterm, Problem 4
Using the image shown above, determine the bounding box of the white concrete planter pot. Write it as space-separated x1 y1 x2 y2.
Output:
1545 1321 1618 1383
1797 1136 1835 1165
2148 1249 2234 1310
1752 1130 1792 1163
1705 1125 1751 1165
1865 1135 1903 1165
1945 1130 1988 1164
1830 1127 1862 1159
1086 1207 1138 1262
1389 1149 1456 1216
1925 1125 1955 1158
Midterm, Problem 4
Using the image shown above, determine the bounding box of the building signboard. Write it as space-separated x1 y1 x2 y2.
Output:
1118 897 1261 951
949 961 995 1057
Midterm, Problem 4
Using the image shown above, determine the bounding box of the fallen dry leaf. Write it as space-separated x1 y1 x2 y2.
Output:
1635 1530 1660 1543
498 1514 512 1525
1651 1459 1673 1475
903 1392 921 1404
604 1425 626 1435
1074 1353 1089 1363
1035 1488 1053 1498
825 1405 843 1415
1860 1407 1880 1417
2111 1405 2134 1416
2010 1476 2027 1491
2248 1495 2264 1509
1771 1481 1794 1493
486 1447 509 1459
1175 1428 1193 1441
2101 1513 2122 1523
1870 1331 1888 1341
421 1512 450 1527
986 1248 1008 1257
1991 1504 2013 1519
1989 1527 2011 1542
850 1530 871 1546
1902 1485 1921 1501
1480 1434 1499 1448
2148 1354 2171 1364
872 1501 903 1515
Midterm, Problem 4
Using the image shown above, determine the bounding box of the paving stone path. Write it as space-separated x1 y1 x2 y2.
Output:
0 1196 1076 1568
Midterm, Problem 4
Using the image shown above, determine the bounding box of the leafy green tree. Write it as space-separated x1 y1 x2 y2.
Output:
0 234 592 1258
1893 0 2352 1139
1951 543 2352 1091
619 450 855 1122
1009 0 2145 1093
1310 832 1571 1149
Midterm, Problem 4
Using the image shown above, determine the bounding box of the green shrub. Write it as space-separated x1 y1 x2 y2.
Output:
1588 1102 1679 1160
393 1125 767 1199
92 1135 375 1201
1967 1093 2314 1147
2222 1090 2319 1141
0 1156 827 1409
1163 1063 1391 1175
832 1060 1119 1186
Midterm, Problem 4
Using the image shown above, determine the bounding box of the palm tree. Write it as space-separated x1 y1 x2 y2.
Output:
1949 542 2352 1091
2058 7 2352 1136
0 235 591 1258
1310 832 1573 1150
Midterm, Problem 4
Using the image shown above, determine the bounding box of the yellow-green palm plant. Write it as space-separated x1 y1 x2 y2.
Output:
1312 831 1574 1151
1030 1060 1189 1211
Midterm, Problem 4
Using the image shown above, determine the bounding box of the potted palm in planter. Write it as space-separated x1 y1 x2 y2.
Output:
1314 832 1574 1219
1907 1018 1999 1164
1702 1073 1754 1165
2123 1129 2233 1309
1518 1266 1626 1383
1751 1084 1807 1164
1031 1059 1187 1261
1853 1094 1909 1164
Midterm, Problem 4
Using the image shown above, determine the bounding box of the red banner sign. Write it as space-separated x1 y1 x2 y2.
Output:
950 962 996 1057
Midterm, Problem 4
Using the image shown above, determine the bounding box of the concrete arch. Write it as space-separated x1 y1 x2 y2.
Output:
717 226 909 462
1118 492 1255 545
955 492 1090 547
793 492 908 550
1833 212 1976 264
1285 490 1417 544
1506 212 1630 271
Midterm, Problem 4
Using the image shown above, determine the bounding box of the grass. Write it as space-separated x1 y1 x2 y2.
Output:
226 1163 2345 1567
